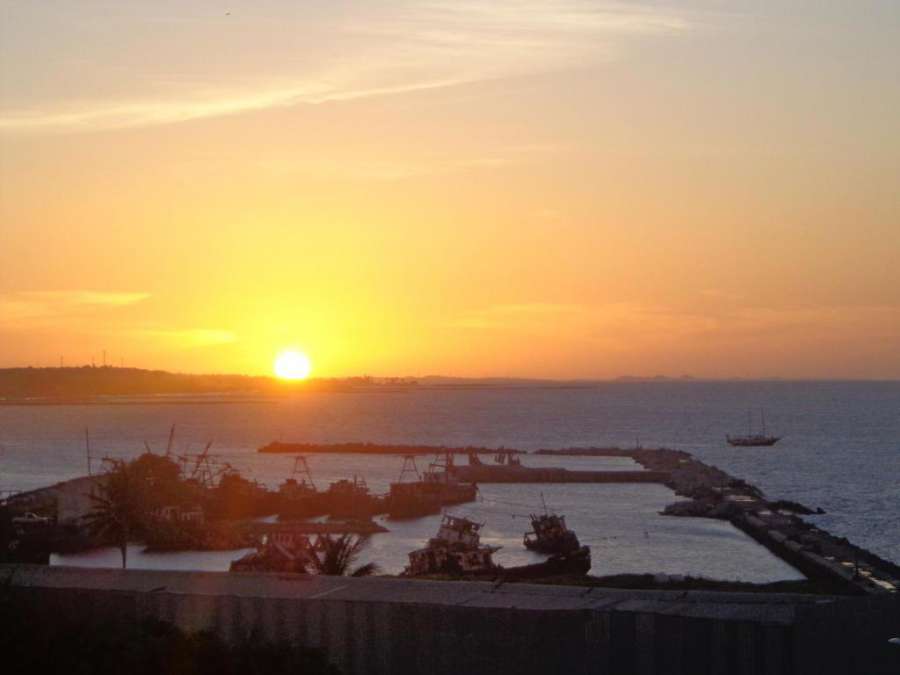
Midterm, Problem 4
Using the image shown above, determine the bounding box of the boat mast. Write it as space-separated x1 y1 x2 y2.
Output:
84 427 92 475
292 455 316 489
444 449 454 482
398 454 421 483
165 424 176 457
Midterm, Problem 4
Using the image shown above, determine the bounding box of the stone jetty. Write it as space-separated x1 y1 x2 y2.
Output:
259 441 526 455
449 465 668 483
540 447 899 596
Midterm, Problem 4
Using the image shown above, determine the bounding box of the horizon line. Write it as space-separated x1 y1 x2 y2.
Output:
1 365 899 384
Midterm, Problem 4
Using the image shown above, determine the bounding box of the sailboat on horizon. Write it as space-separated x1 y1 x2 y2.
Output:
726 410 781 447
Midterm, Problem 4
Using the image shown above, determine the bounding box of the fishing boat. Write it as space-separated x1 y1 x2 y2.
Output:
404 514 499 575
325 476 383 517
230 529 313 574
501 545 592 581
386 453 477 519
727 410 781 447
421 452 478 504
494 449 521 466
277 456 323 519
386 455 443 518
524 511 581 555
450 449 531 482
404 513 592 579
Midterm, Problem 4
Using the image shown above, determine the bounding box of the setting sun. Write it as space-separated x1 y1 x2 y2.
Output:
274 350 312 380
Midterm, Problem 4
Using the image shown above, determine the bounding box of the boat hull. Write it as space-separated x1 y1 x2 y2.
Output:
386 479 477 519
497 546 592 581
726 436 781 447
524 532 581 555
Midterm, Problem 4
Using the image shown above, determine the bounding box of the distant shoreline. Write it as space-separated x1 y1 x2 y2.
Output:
1 367 898 407
0 383 598 406
0 397 276 407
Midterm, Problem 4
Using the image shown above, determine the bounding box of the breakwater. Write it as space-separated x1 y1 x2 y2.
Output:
535 447 641 456
4 565 898 675
250 520 388 536
259 442 525 455
450 465 668 483
543 447 900 596
6 444 898 594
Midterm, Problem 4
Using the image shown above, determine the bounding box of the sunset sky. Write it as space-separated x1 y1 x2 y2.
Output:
1 1 898 379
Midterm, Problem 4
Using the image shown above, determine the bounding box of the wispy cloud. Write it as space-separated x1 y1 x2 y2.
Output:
361 1 689 47
0 1 691 133
0 290 236 352
449 299 900 348
134 328 237 347
258 143 560 181
16 291 150 307
449 302 585 329
0 78 469 133
0 290 150 324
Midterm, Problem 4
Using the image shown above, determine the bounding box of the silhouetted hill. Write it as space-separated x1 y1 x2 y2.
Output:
0 367 268 399
614 375 696 382
0 367 416 401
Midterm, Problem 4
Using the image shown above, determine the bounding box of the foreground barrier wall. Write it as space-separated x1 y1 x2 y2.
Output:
2 565 897 675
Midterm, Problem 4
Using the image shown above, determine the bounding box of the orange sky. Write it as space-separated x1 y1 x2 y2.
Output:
1 2 899 379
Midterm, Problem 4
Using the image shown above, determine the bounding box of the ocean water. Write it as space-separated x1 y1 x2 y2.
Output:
4 381 899 576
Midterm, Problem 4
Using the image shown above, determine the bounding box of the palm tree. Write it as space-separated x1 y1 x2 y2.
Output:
83 461 146 569
305 534 379 577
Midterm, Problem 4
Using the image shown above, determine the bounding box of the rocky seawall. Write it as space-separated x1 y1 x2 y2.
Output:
549 446 899 596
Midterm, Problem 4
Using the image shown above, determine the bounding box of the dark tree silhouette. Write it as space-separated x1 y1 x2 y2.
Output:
305 534 379 577
83 461 147 568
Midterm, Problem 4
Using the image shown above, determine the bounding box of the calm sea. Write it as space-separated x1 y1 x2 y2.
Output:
1 381 897 576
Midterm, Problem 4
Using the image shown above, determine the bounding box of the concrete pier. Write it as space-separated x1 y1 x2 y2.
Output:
539 447 900 596
3 565 898 675
450 466 668 483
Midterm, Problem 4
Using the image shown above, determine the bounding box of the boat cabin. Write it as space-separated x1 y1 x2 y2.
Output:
435 514 483 547
404 514 499 576
524 513 580 554
278 477 317 498
230 532 313 574
406 541 497 576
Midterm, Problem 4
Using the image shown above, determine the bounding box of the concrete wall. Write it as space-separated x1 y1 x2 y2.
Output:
54 475 104 524
3 565 898 675
4 475 104 524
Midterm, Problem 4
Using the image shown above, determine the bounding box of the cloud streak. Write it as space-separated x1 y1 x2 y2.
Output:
134 328 237 347
0 1 691 133
0 77 471 133
449 302 586 329
0 291 150 324
258 143 561 181
450 299 900 346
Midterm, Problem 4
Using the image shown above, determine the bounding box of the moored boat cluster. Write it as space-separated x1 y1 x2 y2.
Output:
401 511 591 580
